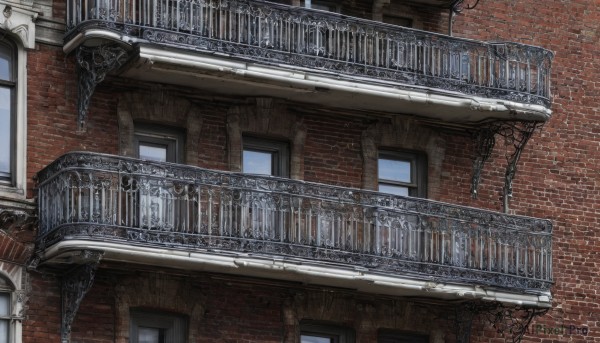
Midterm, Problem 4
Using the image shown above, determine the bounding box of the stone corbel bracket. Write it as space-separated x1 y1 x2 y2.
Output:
0 3 38 49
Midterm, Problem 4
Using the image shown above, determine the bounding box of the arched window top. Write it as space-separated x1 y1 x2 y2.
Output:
0 274 14 291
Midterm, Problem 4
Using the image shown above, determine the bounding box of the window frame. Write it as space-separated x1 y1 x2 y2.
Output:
129 310 188 343
242 135 290 177
300 321 355 343
134 124 185 164
378 150 427 198
0 38 17 186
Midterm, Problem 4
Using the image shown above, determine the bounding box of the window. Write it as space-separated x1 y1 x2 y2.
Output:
130 310 187 343
0 39 16 184
0 293 9 343
383 15 413 28
0 275 16 343
243 136 289 177
378 151 427 197
300 321 355 343
134 124 185 163
303 0 340 12
378 329 429 343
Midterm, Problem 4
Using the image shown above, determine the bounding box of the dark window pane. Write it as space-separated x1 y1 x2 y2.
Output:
0 87 11 177
378 158 411 183
138 327 161 343
243 150 274 175
0 320 7 343
383 15 413 28
0 294 9 317
139 144 168 162
378 330 429 343
0 52 10 81
301 335 333 343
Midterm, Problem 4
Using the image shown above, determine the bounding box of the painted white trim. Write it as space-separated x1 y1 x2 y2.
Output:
0 28 28 201
0 2 38 49
43 240 552 308
64 31 553 122
134 44 551 121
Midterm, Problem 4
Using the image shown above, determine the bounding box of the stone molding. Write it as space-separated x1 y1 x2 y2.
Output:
117 91 203 166
227 98 307 180
361 117 445 198
0 1 37 49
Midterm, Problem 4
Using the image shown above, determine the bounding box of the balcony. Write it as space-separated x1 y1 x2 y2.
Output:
36 152 552 306
65 0 553 123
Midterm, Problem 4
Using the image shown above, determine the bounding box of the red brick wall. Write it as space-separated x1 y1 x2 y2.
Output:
451 1 600 342
26 46 119 197
21 0 600 342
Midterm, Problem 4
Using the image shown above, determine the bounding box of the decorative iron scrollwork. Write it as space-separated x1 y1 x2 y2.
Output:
470 121 544 212
61 250 103 343
471 125 498 198
451 0 482 13
66 0 553 110
76 45 129 130
456 301 548 343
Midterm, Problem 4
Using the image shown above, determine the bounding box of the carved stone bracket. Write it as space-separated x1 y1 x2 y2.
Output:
0 207 37 233
76 44 129 130
61 250 103 343
456 301 548 343
470 121 544 212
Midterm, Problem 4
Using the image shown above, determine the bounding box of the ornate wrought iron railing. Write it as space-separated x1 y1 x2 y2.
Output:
37 152 552 291
65 0 553 108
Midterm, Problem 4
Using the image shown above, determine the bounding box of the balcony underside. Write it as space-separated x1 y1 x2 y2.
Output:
41 236 551 308
118 43 548 123
65 0 553 124
36 152 553 307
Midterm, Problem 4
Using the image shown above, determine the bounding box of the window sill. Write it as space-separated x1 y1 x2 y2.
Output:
0 187 33 210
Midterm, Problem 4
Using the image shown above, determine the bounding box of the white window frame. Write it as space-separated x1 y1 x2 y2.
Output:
0 31 27 200
0 3 36 201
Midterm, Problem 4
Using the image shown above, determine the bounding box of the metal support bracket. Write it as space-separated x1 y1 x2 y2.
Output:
76 44 129 130
471 124 499 199
470 121 543 212
497 121 543 212
455 301 548 343
478 303 549 343
61 250 104 343
450 0 481 13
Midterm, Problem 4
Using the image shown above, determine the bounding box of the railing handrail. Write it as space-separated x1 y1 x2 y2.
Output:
37 152 552 233
65 0 554 108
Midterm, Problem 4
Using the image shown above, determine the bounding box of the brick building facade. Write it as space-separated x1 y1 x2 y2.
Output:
0 0 596 342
